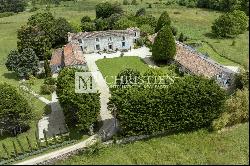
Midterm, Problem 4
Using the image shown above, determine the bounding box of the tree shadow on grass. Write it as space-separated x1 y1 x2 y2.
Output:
2 72 19 81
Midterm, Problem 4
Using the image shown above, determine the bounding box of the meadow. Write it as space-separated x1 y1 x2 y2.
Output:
0 0 248 163
56 123 249 165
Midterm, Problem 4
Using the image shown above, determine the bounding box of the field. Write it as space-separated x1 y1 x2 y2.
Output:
56 123 249 165
0 0 248 163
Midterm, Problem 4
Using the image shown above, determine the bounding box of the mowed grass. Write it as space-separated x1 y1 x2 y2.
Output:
96 56 150 84
56 123 249 165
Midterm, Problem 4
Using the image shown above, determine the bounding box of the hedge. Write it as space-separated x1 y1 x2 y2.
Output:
108 75 226 136
56 67 100 131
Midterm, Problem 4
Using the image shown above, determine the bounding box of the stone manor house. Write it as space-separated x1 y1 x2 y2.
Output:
50 28 238 90
50 28 140 73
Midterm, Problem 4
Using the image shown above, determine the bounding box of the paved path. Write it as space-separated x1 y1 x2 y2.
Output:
38 92 68 139
15 135 99 165
15 47 154 165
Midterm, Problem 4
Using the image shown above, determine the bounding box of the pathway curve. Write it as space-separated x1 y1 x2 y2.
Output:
15 47 154 165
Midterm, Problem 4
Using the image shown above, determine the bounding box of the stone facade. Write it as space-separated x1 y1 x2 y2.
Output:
68 28 140 54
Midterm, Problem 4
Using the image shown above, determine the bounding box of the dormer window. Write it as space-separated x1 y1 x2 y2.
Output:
96 38 99 42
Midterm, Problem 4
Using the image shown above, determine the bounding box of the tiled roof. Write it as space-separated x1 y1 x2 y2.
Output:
175 41 235 78
68 27 140 41
50 48 63 66
63 43 86 66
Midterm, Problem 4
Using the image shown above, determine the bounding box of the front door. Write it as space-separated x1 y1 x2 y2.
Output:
108 44 113 50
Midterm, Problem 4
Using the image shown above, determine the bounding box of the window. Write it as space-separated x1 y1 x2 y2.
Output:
109 44 113 50
96 44 100 50
122 36 125 41
78 39 82 43
96 38 100 42
122 42 125 47
134 32 137 37
109 37 112 41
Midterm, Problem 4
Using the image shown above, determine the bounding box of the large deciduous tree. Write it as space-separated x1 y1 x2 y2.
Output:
0 83 33 136
96 2 123 19
0 0 26 13
212 10 248 38
152 25 176 62
5 48 39 78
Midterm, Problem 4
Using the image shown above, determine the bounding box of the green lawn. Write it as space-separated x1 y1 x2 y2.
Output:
96 56 150 84
56 123 249 165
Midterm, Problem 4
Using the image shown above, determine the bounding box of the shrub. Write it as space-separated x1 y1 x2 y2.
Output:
155 11 171 33
152 25 176 62
148 4 152 8
212 10 248 38
81 16 91 24
81 22 96 32
44 77 56 86
235 69 249 89
114 17 137 30
139 24 154 36
212 88 249 130
116 68 141 86
0 12 15 18
56 68 100 131
135 8 146 17
40 84 56 95
0 83 33 136
109 75 226 136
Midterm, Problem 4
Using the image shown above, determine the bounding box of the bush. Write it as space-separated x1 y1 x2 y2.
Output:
0 12 15 18
139 24 154 36
40 84 56 95
44 77 56 85
131 0 138 5
152 25 176 62
235 69 249 89
81 22 96 32
81 16 91 24
171 26 178 36
116 68 141 86
155 11 171 33
56 68 101 131
212 88 249 130
114 17 137 30
135 8 146 17
109 75 226 136
212 10 248 38
0 83 33 136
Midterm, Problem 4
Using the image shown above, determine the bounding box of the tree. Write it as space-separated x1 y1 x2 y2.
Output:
116 68 141 86
0 0 26 13
106 13 122 29
5 48 39 78
152 25 176 62
135 8 146 17
114 17 137 30
94 18 109 31
81 22 96 32
155 11 171 32
139 24 154 36
96 2 123 19
0 83 33 136
17 25 51 60
81 16 91 24
212 10 248 37
56 68 101 131
51 17 74 47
